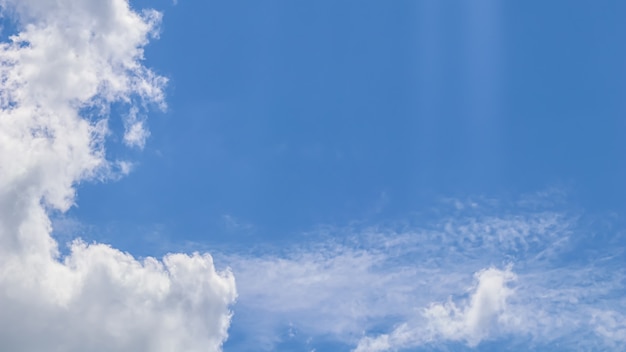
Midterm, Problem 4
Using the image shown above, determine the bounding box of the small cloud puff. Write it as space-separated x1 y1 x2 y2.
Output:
123 107 150 149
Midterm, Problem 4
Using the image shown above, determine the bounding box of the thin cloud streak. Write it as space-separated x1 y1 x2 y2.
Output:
224 197 626 351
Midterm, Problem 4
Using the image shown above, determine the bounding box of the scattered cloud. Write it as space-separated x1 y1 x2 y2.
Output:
592 310 626 346
0 1 235 351
424 267 516 346
123 106 150 149
223 198 626 351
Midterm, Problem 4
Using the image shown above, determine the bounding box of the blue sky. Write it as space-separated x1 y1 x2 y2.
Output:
70 0 626 249
1 0 625 351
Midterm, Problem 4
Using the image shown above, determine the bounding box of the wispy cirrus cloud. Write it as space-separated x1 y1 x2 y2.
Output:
224 195 626 351
0 1 236 351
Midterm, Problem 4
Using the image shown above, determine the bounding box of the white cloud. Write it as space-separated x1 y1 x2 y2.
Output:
0 1 236 351
592 310 626 345
227 246 407 347
424 267 516 345
354 267 516 352
1 244 236 352
223 200 626 351
123 107 150 148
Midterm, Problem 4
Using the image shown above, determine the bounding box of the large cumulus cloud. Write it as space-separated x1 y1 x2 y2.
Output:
0 1 236 351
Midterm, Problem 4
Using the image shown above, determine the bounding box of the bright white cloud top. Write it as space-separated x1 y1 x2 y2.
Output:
0 1 236 351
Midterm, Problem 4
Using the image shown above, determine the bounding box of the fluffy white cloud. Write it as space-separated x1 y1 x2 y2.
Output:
0 1 236 351
424 267 516 346
354 267 516 352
